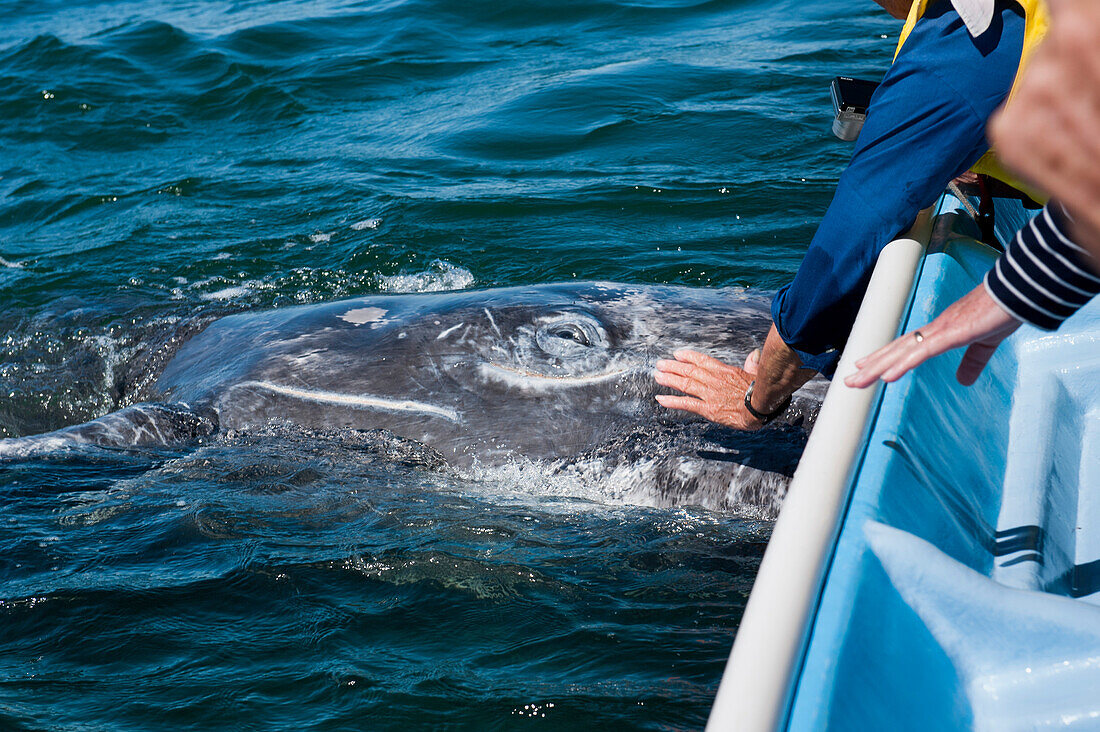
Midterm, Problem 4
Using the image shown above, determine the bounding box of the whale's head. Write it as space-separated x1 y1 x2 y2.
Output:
155 282 821 512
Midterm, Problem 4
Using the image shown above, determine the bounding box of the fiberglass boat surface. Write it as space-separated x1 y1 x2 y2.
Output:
710 196 1100 730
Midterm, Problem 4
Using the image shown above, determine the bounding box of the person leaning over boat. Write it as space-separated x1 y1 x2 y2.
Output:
654 0 1044 429
847 0 1100 388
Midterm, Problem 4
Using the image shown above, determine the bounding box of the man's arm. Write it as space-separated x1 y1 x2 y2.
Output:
871 0 913 20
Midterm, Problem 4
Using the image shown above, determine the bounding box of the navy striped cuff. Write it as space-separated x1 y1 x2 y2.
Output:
984 202 1100 331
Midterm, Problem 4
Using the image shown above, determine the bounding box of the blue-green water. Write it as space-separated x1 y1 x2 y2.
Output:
0 1 895 728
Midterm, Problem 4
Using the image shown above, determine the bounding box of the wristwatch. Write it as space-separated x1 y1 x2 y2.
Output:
743 380 792 425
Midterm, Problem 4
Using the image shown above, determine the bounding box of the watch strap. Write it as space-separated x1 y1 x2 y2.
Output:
743 380 792 425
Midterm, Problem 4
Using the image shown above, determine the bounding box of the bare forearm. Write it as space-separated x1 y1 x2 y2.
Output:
748 325 816 413
870 0 912 20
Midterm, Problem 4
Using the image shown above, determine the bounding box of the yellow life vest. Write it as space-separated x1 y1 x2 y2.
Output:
895 0 1050 201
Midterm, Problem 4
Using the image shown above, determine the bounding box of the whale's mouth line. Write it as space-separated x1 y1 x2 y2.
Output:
239 381 460 422
482 362 631 384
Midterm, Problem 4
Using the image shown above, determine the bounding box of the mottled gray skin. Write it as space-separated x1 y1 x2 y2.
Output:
0 283 824 515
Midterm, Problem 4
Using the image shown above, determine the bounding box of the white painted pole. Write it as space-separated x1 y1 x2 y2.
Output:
706 209 933 731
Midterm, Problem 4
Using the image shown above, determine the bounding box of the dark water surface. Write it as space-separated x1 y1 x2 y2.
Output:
1 0 894 728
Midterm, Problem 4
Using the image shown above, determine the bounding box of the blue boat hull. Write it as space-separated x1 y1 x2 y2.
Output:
791 204 1100 729
709 197 1100 730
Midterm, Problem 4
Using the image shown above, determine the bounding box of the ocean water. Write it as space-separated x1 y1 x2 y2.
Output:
0 0 897 728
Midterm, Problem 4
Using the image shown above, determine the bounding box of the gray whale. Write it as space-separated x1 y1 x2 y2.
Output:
0 282 823 515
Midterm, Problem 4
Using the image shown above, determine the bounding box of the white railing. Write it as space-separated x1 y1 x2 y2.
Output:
706 209 934 731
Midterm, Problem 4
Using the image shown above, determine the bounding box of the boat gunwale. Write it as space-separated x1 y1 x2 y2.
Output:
705 202 943 731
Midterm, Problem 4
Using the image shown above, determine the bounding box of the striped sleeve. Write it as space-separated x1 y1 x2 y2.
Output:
984 202 1100 330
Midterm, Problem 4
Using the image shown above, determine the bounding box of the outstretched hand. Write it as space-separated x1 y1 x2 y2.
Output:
844 283 1021 389
654 349 765 430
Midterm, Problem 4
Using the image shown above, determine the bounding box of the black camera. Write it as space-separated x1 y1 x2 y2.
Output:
830 76 880 142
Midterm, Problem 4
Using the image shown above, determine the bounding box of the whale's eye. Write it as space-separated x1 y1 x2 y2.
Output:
553 324 590 346
535 314 607 357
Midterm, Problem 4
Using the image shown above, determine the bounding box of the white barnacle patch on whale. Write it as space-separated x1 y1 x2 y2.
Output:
436 323 464 340
483 308 502 338
339 307 388 326
238 381 459 422
480 362 630 391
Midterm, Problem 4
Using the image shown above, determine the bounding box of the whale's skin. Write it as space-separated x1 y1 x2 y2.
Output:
0 282 824 515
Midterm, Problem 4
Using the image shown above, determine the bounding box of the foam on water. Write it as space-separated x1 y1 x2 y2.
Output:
200 285 253 301
0 0 896 726
0 325 144 438
379 260 476 293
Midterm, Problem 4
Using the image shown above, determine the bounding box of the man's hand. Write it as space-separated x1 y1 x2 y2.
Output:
655 325 814 430
654 350 765 431
844 283 1021 388
989 0 1100 258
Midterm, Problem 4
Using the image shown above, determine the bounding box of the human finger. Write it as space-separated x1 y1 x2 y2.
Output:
654 358 706 380
845 346 914 387
654 370 709 399
956 340 1003 386
877 340 946 382
876 320 975 381
655 393 709 417
845 333 926 388
672 349 737 374
656 393 760 431
845 352 902 388
743 348 761 375
852 329 914 370
846 323 963 387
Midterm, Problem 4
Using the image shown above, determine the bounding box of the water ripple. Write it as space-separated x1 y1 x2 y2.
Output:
0 0 896 726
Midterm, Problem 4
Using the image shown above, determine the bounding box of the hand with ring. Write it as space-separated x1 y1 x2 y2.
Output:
844 283 1022 388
